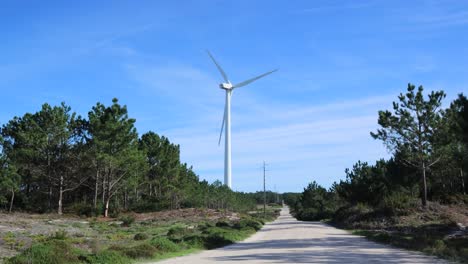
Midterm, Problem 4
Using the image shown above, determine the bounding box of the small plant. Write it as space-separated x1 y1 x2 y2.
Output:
52 230 68 240
3 232 17 250
118 215 135 227
89 238 102 254
134 233 149 241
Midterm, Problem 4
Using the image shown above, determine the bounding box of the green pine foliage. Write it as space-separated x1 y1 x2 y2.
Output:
0 98 258 214
289 86 468 263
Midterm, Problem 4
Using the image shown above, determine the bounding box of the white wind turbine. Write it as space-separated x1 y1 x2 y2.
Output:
207 51 277 188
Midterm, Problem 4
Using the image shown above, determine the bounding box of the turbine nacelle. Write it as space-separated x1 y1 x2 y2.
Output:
219 83 233 90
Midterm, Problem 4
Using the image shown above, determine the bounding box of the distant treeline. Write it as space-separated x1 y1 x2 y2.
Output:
0 98 270 216
286 84 468 220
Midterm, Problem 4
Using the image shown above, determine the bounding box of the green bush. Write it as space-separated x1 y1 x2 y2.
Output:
52 230 68 240
240 226 256 234
201 226 253 249
167 226 194 241
150 237 180 252
6 240 80 264
197 222 214 232
118 215 135 227
203 233 233 249
134 233 149 241
215 221 230 227
234 219 262 231
381 191 417 215
183 235 205 248
87 250 131 264
69 202 100 217
109 243 156 259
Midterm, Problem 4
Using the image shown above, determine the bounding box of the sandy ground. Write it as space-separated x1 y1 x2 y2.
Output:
153 207 447 264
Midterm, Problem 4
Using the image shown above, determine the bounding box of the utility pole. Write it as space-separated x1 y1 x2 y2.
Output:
263 161 267 218
274 184 279 204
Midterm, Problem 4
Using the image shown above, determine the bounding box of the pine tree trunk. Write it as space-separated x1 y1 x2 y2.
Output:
422 162 428 207
104 198 110 218
94 170 99 209
124 188 127 210
9 189 15 213
101 174 106 204
58 175 63 215
48 187 52 210
461 168 466 195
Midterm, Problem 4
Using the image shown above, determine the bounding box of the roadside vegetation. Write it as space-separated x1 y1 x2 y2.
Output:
285 85 468 263
1 207 280 263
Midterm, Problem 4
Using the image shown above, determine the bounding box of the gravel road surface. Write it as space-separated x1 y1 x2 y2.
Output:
153 207 447 263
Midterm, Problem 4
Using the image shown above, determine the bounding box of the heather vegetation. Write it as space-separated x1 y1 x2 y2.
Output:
2 208 280 264
287 85 468 263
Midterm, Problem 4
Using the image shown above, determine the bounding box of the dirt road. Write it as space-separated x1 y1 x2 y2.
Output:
153 207 446 263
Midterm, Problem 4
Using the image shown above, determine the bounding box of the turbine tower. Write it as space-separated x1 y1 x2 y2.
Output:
207 51 277 188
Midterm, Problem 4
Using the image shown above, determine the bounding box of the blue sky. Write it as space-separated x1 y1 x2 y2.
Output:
1 1 468 192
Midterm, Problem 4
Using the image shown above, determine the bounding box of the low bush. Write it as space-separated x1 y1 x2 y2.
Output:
134 233 149 241
203 233 233 249
69 202 100 217
109 243 156 259
381 191 417 215
201 225 255 249
183 234 205 248
118 215 135 227
6 240 80 264
234 219 262 231
86 250 131 264
167 226 194 241
150 237 180 252
215 221 230 227
52 230 68 240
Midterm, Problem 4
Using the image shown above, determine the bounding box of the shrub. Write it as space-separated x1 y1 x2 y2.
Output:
6 240 80 264
167 226 194 241
381 191 417 215
109 243 156 259
183 235 205 248
201 226 253 249
89 238 101 254
234 219 262 231
215 221 230 227
134 233 149 241
69 202 100 217
203 233 233 249
52 230 68 240
119 215 135 227
87 250 131 264
240 226 256 234
150 237 179 252
197 222 214 232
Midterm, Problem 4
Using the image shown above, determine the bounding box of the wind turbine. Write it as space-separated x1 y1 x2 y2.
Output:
207 51 277 189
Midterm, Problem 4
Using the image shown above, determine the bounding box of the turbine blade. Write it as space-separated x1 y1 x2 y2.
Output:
206 50 229 83
218 107 226 146
233 69 278 89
